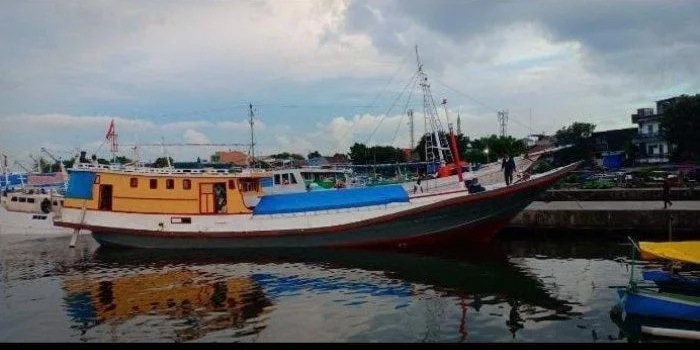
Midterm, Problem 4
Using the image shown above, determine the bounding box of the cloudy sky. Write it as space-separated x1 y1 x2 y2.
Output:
1 0 698 166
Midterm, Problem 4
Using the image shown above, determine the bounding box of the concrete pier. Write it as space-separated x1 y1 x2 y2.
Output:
509 200 700 232
538 188 700 201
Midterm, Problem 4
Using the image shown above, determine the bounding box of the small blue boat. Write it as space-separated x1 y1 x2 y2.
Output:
643 271 700 296
617 288 700 322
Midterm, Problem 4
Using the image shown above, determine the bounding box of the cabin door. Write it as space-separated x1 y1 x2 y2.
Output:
200 182 227 214
98 185 113 211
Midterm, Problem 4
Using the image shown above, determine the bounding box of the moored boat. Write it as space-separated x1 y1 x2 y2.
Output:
53 160 578 249
616 288 700 323
643 271 700 296
639 241 700 265
53 46 581 249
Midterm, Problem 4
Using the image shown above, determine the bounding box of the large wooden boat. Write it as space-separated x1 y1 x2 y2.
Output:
53 159 578 249
53 47 580 249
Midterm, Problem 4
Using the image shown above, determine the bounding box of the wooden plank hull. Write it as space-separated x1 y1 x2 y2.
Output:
56 163 578 249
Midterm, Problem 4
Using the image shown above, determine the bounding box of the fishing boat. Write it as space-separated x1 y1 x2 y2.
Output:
0 152 72 234
263 166 354 194
610 304 700 342
53 48 580 249
615 238 700 326
643 271 700 296
616 288 700 323
53 156 577 249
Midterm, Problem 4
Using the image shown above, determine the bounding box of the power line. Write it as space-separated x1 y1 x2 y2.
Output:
432 77 536 134
334 51 414 150
364 71 419 145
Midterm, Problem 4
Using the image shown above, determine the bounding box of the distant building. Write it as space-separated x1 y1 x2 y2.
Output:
526 134 555 153
211 151 249 167
630 96 679 164
327 154 350 165
590 128 637 169
304 157 330 167
591 128 637 154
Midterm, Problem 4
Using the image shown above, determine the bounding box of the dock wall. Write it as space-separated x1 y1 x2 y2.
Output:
537 188 700 201
508 188 700 232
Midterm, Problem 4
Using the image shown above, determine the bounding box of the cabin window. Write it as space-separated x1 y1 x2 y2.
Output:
166 179 175 189
130 178 138 188
149 179 158 189
240 180 260 192
19 197 27 203
290 173 298 184
183 179 191 190
27 198 35 203
53 201 58 206
10 197 17 202
274 174 281 185
281 173 290 184
228 179 236 189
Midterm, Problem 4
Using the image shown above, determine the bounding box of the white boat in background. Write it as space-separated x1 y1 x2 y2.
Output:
263 166 354 195
0 194 73 235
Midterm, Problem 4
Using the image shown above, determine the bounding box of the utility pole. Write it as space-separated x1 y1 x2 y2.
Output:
249 103 255 169
497 110 509 137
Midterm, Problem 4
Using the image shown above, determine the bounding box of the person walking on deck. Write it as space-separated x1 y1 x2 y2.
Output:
503 154 516 185
663 178 673 209
501 155 509 185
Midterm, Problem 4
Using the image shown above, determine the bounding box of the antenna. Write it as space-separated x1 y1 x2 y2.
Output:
160 137 171 168
415 45 450 166
457 107 462 136
498 110 509 137
249 103 255 169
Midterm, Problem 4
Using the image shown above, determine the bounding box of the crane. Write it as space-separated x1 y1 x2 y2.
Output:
13 160 31 173
28 155 41 172
40 147 67 174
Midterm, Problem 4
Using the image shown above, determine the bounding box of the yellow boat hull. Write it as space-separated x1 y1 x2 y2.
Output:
639 241 700 265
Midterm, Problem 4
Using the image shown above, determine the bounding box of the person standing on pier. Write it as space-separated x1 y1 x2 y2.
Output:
663 177 673 209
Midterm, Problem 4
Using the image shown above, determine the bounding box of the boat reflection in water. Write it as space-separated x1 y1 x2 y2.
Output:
63 270 273 341
62 243 577 342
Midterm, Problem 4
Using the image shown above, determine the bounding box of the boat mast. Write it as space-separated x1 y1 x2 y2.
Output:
415 45 451 167
1 151 8 192
249 103 255 170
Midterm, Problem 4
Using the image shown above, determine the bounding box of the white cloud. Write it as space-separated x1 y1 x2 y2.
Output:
274 134 314 156
162 121 215 130
2 0 698 164
0 114 155 132
217 119 266 131
183 129 210 144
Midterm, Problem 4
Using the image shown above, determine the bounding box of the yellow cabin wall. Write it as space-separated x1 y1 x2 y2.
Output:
64 172 264 215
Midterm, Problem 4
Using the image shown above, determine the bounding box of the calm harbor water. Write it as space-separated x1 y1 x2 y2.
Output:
0 230 689 343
